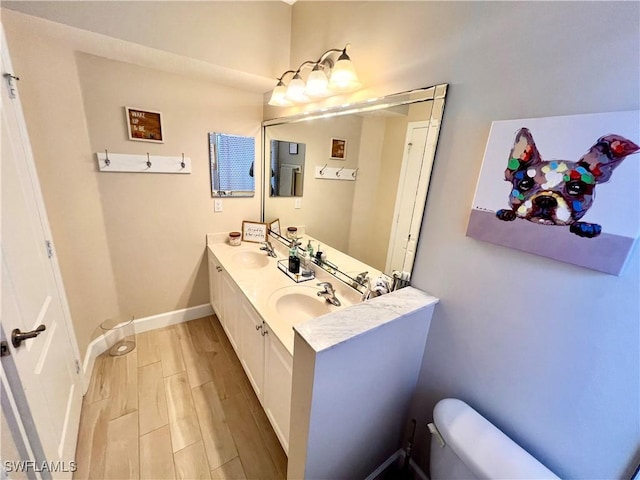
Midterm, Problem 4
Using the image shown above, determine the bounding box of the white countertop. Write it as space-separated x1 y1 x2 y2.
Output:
207 233 362 355
206 233 438 356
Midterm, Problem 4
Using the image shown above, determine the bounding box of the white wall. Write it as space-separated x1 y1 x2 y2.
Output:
2 0 291 79
290 2 640 478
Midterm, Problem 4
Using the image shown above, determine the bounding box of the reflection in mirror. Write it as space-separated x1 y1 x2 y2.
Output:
209 132 255 197
262 84 447 280
270 140 306 197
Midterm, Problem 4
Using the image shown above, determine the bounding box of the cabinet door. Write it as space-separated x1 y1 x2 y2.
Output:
220 271 240 353
264 329 293 454
207 252 223 319
238 303 265 402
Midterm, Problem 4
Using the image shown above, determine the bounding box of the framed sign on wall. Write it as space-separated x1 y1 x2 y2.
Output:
125 107 164 143
330 138 347 160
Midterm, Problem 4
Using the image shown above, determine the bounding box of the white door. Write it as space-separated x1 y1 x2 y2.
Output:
1 28 83 476
386 120 433 273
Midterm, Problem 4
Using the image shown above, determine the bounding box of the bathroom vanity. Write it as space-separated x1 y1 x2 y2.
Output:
207 232 439 478
207 232 363 452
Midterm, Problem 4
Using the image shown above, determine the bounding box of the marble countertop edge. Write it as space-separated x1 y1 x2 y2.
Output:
293 287 439 353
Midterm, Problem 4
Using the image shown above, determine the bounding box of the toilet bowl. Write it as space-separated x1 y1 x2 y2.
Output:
429 398 558 479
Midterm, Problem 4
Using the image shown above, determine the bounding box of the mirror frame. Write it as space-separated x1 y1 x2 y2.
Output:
261 84 448 288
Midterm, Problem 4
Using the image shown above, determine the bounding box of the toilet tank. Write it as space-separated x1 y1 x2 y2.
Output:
429 398 558 479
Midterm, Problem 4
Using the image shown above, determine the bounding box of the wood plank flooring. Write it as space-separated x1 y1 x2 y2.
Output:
74 316 287 480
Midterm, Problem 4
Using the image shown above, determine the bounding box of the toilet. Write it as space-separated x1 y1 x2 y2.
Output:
428 398 559 479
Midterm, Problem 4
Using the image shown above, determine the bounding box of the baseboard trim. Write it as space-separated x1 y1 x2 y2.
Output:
81 303 213 394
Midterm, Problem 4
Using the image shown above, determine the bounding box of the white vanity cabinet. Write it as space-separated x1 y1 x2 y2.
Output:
207 247 293 453
219 272 240 352
207 253 222 318
263 327 293 453
239 302 265 400
208 250 240 352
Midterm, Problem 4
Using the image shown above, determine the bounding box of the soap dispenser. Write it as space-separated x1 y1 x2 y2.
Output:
288 240 300 274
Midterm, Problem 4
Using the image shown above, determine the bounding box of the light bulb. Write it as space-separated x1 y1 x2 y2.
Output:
285 73 309 103
305 67 331 98
268 81 292 106
329 51 361 92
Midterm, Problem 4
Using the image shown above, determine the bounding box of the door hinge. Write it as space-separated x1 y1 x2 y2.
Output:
45 240 53 259
75 360 81 375
3 73 20 100
1 341 10 357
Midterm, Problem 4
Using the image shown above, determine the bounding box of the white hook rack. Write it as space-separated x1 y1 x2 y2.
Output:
96 152 192 174
314 165 357 181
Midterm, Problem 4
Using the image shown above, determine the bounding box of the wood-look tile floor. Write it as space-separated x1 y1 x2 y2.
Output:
74 316 287 480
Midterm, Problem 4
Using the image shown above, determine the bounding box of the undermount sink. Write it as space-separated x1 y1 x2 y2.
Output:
231 250 270 269
268 285 339 324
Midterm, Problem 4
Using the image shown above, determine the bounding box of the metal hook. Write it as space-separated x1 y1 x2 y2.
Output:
336 167 344 177
352 167 359 178
320 164 328 175
104 149 111 166
146 152 152 168
180 153 186 169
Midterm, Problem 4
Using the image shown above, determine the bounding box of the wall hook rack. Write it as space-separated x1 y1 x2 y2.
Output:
314 165 357 181
96 151 192 174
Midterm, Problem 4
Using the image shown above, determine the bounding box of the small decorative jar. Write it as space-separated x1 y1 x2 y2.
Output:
229 231 241 246
286 226 298 240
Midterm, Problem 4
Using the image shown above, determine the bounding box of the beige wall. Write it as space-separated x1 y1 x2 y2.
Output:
3 10 264 357
264 115 362 251
290 2 640 478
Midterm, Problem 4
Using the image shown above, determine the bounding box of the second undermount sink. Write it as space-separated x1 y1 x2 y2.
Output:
267 285 339 325
231 250 270 269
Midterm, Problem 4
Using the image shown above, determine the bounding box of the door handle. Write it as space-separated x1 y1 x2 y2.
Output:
11 325 46 348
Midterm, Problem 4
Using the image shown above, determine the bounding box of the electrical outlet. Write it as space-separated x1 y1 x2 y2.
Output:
294 198 302 209
214 199 223 212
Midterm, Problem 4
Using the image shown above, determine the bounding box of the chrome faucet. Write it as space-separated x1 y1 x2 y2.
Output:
317 282 341 307
260 240 277 257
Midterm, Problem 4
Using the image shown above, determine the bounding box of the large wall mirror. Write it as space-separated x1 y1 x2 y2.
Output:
262 84 447 279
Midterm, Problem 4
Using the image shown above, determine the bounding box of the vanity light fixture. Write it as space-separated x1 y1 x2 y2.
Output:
268 44 361 106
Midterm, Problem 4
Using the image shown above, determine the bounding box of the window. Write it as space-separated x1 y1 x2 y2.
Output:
209 132 255 197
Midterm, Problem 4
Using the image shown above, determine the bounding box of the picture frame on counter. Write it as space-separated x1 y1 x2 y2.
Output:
269 218 281 235
242 221 268 243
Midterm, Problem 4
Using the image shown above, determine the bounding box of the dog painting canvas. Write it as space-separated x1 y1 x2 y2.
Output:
467 111 640 275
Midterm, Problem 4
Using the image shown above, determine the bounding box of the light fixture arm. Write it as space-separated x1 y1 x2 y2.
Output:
277 69 297 82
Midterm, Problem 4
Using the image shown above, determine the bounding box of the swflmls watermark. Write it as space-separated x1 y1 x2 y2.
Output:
3 461 77 473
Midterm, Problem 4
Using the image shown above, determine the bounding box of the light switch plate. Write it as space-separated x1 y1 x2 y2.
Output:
214 199 223 212
294 198 301 209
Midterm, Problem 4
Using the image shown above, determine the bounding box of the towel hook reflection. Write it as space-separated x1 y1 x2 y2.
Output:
319 164 328 175
146 152 152 168
104 149 111 167
180 153 186 169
